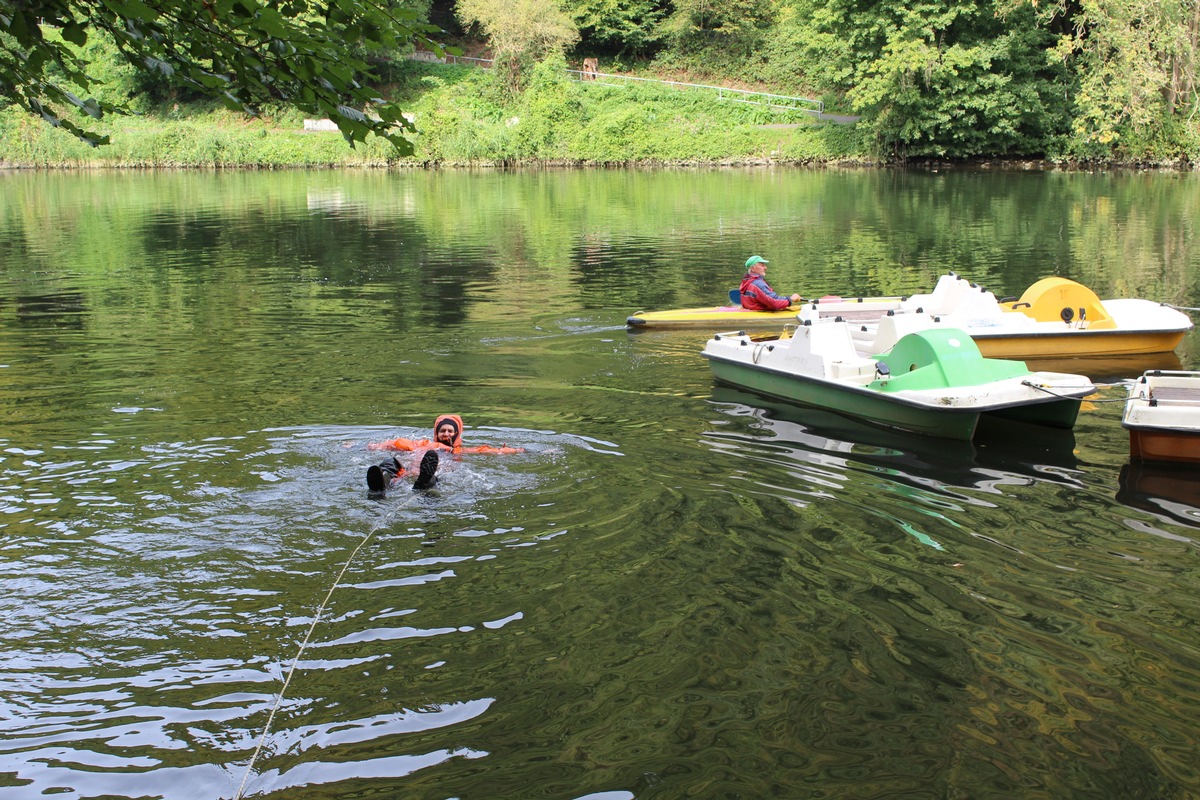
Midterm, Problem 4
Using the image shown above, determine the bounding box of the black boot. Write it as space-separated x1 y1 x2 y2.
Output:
412 450 439 491
366 457 402 495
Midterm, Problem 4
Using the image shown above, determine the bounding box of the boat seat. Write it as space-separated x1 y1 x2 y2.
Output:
808 321 861 358
803 322 878 380
868 313 951 355
828 359 879 381
908 274 970 315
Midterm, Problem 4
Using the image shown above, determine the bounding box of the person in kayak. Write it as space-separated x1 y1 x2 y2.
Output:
739 255 801 311
365 414 523 494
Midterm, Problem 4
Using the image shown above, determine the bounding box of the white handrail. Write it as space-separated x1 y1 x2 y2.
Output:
564 69 823 114
432 54 824 115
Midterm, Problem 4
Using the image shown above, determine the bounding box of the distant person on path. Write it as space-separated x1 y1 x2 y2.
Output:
365 414 523 495
739 255 802 310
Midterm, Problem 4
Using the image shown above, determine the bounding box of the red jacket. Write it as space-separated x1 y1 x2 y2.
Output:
739 273 793 311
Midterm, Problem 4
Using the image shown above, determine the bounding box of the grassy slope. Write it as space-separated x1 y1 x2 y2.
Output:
0 62 873 168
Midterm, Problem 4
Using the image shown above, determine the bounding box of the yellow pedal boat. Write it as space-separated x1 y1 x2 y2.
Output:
810 274 1194 360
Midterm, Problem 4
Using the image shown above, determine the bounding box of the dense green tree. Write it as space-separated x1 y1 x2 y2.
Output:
457 0 579 93
568 0 669 57
661 0 775 60
786 0 1067 156
1004 0 1200 155
0 0 443 148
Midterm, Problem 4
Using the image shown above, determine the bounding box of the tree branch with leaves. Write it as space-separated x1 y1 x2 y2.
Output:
0 0 447 149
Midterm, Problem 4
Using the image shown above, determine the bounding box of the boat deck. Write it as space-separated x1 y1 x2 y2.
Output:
1150 386 1200 404
808 308 893 323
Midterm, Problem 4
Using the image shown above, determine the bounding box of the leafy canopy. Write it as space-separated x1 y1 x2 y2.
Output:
0 0 446 149
1002 0 1200 153
568 0 669 57
784 0 1065 156
457 0 578 92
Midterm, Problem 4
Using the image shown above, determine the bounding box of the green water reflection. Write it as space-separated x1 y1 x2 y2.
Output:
1 168 1198 799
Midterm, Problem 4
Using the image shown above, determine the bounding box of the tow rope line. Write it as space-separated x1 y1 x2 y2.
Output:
1165 303 1200 312
1020 380 1125 402
232 491 418 800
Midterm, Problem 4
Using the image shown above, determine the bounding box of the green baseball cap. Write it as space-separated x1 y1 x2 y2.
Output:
745 255 769 268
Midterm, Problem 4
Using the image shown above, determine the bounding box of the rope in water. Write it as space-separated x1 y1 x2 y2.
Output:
1166 303 1200 312
231 490 416 800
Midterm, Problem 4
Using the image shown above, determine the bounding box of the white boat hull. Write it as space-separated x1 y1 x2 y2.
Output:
702 323 1094 441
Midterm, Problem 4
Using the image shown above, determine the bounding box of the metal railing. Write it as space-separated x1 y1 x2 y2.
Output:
444 55 495 68
433 54 823 116
565 70 822 115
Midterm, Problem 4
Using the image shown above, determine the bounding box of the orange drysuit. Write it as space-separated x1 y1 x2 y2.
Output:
369 414 524 456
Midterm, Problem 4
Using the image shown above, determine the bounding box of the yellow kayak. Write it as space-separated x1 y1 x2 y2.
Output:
627 294 903 330
626 304 800 329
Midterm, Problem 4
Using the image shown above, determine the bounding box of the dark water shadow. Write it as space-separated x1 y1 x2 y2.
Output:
972 415 1080 472
708 385 975 464
707 385 1080 488
1117 460 1200 530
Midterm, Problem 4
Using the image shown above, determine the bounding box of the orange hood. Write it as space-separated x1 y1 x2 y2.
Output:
434 414 463 450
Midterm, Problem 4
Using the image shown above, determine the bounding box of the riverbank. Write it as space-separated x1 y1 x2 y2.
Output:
0 59 1194 169
0 114 871 169
5 106 1195 170
0 115 872 169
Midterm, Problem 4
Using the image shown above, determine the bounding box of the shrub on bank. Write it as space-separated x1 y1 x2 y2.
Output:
0 108 403 168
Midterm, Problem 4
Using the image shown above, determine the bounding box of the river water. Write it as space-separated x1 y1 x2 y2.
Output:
1 167 1199 799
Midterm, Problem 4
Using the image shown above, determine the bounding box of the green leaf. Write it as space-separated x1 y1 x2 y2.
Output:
220 91 246 111
336 104 368 122
62 23 88 46
255 7 288 38
119 0 161 23
142 57 175 78
8 10 31 44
